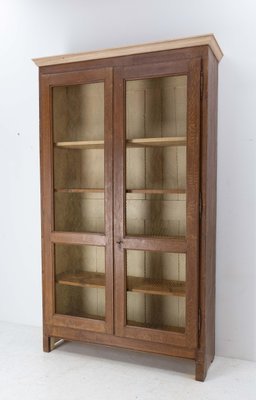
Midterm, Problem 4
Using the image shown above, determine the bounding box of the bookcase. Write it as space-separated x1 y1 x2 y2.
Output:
33 34 223 381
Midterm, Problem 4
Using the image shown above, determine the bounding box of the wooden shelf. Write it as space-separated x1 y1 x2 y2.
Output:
127 320 185 334
127 276 185 297
127 137 186 147
55 140 104 149
54 136 186 150
56 271 185 297
55 188 104 193
127 189 186 194
56 271 105 289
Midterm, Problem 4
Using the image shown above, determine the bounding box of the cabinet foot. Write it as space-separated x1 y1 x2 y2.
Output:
195 354 214 381
43 335 64 352
43 335 52 352
195 360 207 381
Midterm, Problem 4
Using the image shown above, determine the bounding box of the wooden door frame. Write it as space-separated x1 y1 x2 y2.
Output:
40 67 114 337
113 57 201 348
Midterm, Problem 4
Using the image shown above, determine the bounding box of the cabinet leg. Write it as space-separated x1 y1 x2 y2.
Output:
195 354 215 381
43 334 52 352
43 335 64 352
195 360 207 381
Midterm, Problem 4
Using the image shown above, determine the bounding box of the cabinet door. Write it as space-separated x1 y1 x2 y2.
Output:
40 68 113 334
114 58 200 347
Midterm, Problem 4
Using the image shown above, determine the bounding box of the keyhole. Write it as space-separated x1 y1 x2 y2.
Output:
116 240 123 249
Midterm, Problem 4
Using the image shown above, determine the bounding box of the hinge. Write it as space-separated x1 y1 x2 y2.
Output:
200 71 204 99
199 192 203 219
198 307 202 337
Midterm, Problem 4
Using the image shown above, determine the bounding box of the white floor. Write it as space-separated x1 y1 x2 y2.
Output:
0 322 255 400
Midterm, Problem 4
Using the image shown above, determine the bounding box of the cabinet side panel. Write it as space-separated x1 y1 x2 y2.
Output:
197 48 218 380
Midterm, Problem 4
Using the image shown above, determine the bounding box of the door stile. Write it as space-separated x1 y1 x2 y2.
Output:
185 58 201 348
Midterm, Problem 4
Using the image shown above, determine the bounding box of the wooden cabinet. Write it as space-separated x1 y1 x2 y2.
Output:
33 34 223 381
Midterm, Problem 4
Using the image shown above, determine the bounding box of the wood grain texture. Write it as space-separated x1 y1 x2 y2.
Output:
40 67 114 336
33 34 223 66
55 188 104 193
56 270 185 297
38 43 221 380
46 324 196 359
127 276 185 297
113 58 200 348
38 47 207 76
195 48 218 382
56 271 105 289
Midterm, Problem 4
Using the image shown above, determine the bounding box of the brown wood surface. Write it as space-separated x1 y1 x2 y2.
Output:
184 58 201 350
127 320 185 334
39 44 220 381
113 58 200 348
46 324 196 359
39 46 206 76
195 48 218 381
40 73 55 341
40 67 114 337
54 188 104 193
51 231 106 246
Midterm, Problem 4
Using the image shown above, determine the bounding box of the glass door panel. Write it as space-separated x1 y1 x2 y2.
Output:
126 250 186 333
126 76 187 237
55 244 105 320
114 59 200 347
53 82 105 233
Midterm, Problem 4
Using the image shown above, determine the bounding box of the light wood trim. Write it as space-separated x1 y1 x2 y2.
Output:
127 136 186 147
55 140 104 149
55 137 186 149
127 276 185 297
56 271 105 289
127 188 186 194
33 34 223 67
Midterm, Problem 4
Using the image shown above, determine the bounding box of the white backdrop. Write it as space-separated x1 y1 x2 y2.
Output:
0 0 255 361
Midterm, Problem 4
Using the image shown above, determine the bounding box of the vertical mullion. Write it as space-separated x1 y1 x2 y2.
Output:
104 67 114 334
114 68 126 336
